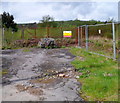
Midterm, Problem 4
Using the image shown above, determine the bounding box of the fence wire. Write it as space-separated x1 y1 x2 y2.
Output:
78 23 119 59
2 26 78 47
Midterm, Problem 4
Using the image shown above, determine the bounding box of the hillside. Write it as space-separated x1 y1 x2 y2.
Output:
17 20 107 28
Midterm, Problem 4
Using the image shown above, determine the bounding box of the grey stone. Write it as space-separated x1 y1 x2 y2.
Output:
38 38 56 48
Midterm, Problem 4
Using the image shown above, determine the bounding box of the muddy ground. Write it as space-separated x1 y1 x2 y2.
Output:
1 48 83 101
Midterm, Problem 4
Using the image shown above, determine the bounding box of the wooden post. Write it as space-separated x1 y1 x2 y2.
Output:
21 26 24 39
35 28 36 38
78 26 80 46
76 27 78 45
47 27 49 38
61 27 63 38
85 25 88 51
81 27 82 47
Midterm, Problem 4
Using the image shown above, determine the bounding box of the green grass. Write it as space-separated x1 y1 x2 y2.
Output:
22 48 31 52
70 47 118 101
88 37 114 57
0 69 8 76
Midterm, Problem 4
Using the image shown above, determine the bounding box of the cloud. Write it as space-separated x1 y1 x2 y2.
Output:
1 2 118 23
86 2 118 21
118 1 120 22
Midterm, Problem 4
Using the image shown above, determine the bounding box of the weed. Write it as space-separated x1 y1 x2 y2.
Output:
0 69 8 76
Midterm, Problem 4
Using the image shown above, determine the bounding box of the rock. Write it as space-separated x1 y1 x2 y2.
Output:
29 84 34 87
59 74 65 77
68 68 72 71
65 75 69 78
38 38 56 48
79 73 83 76
76 76 79 79
107 73 113 77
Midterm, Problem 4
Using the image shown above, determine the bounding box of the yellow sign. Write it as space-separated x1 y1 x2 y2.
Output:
63 31 72 37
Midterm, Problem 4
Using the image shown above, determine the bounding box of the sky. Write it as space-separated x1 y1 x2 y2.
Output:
0 0 119 23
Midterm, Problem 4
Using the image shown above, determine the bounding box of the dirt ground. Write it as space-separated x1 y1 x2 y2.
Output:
1 48 83 101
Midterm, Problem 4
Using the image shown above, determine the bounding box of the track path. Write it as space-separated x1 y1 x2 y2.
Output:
1 48 83 101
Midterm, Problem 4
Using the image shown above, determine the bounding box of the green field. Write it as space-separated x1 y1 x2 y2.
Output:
70 47 118 101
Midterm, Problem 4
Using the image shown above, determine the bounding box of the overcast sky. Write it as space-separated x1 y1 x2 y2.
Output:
0 1 119 23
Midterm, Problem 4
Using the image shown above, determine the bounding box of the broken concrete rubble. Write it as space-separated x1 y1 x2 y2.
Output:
38 38 56 48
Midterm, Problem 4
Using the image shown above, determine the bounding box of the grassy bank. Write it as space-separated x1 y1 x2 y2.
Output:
70 47 118 101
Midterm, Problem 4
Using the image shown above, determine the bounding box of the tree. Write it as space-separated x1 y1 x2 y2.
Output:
41 15 54 23
40 15 57 27
1 11 18 32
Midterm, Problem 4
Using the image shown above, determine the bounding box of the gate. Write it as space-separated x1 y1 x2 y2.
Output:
77 23 119 59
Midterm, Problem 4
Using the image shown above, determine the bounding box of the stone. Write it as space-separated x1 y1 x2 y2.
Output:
67 68 72 71
76 76 79 79
59 74 65 77
79 73 83 76
38 38 56 48
65 75 69 78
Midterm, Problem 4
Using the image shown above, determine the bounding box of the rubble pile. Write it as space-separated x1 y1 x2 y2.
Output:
38 38 57 48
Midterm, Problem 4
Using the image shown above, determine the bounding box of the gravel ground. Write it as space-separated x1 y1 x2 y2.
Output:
1 48 83 101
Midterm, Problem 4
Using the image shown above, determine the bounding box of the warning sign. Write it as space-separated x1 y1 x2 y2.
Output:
63 31 72 37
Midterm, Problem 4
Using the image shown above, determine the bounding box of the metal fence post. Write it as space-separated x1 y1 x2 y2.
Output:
78 26 80 47
112 22 116 59
85 25 88 51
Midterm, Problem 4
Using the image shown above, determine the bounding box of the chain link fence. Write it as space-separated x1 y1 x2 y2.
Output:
78 23 119 59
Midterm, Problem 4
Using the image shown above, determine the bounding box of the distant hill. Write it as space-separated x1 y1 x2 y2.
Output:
17 20 109 28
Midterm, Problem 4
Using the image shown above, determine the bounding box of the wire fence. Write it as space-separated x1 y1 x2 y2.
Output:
25 27 78 39
2 26 78 47
2 22 119 58
77 23 119 59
